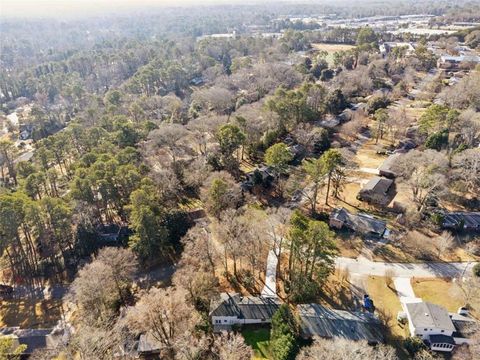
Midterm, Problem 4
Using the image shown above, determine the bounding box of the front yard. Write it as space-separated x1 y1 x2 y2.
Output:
411 278 467 313
366 275 407 340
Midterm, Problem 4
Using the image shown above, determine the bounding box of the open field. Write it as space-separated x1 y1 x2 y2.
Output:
311 42 355 66
242 326 271 360
311 43 355 53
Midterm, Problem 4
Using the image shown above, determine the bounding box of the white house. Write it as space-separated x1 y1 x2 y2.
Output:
210 293 281 331
401 299 476 352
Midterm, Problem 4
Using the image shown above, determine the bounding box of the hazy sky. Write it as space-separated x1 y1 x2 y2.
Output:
1 0 278 18
0 0 263 18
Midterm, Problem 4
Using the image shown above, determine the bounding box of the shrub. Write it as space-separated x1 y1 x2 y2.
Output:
425 129 449 151
473 263 480 277
367 94 391 114
271 333 296 360
404 336 427 355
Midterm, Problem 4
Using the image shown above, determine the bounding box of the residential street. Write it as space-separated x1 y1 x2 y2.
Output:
335 256 478 278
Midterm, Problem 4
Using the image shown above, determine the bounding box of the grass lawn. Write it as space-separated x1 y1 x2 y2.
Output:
242 326 272 360
311 43 355 66
366 276 407 340
411 278 466 313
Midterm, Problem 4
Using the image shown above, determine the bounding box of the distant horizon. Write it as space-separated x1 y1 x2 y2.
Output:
0 0 434 19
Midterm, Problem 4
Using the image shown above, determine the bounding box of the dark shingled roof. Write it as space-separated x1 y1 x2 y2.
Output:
442 212 480 230
210 293 280 320
428 334 455 345
0 328 56 355
405 302 455 332
297 304 384 344
330 208 387 236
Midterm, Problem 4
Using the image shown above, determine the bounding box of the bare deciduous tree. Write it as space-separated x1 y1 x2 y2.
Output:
296 337 398 360
452 148 480 196
126 286 199 357
214 332 253 360
435 231 456 258
173 226 220 308
69 248 137 326
394 150 448 214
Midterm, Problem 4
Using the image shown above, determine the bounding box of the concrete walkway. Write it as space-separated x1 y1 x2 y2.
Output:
261 249 278 297
336 256 477 279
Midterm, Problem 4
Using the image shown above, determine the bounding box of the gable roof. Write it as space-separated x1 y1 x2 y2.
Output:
442 212 480 230
378 154 400 177
0 328 57 355
405 302 455 331
297 304 384 343
210 293 280 320
330 208 387 236
361 177 393 194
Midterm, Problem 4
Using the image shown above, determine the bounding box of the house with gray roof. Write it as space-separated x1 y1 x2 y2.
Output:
401 299 477 352
438 54 480 70
378 154 400 178
329 208 388 238
0 325 68 356
210 293 281 331
297 304 384 344
442 212 480 232
357 176 395 206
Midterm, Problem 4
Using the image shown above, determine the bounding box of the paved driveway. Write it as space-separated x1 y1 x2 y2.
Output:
393 277 416 299
261 249 278 297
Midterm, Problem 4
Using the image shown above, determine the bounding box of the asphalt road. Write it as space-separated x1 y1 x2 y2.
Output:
336 255 478 278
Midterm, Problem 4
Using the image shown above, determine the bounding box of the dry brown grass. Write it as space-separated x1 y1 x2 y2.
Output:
311 43 355 52
311 43 356 66
411 278 467 313
0 298 62 328
393 230 480 263
335 234 363 258
366 275 408 340
317 269 355 310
